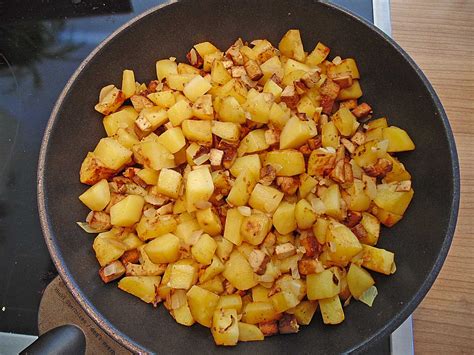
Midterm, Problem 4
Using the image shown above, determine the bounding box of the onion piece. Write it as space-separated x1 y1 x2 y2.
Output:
237 206 252 217
359 286 378 307
76 222 108 234
170 290 187 310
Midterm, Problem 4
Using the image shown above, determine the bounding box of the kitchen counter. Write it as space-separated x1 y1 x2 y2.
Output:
391 0 474 353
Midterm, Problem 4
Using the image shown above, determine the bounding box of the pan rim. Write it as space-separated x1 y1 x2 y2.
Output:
37 0 460 353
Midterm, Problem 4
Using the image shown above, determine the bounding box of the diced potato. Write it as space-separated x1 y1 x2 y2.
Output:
297 95 318 117
359 212 380 246
374 183 414 216
270 291 299 313
278 29 305 62
361 245 395 275
215 236 234 262
238 323 264 342
211 60 232 85
241 213 272 245
173 304 195 326
155 168 182 199
136 168 159 185
320 184 342 219
199 275 223 293
319 295 344 324
169 261 198 290
192 94 214 120
79 179 110 211
121 70 136 99
294 199 317 229
217 294 243 313
121 233 144 251
118 276 161 303
346 263 375 298
183 75 212 102
264 150 306 176
307 268 341 300
196 208 222 236
212 121 240 142
321 121 340 149
252 285 270 303
238 129 269 155
328 58 360 80
223 250 258 290
182 120 213 144
347 179 371 212
371 205 403 227
306 42 330 66
230 155 261 178
325 223 363 266
157 127 186 153
269 102 291 129
186 285 220 327
382 126 415 152
186 167 214 212
337 80 362 100
224 208 245 245
242 302 279 324
218 96 246 123
134 141 175 171
249 183 284 213
383 154 412 182
307 149 336 177
95 86 125 115
110 195 144 227
352 141 379 168
211 308 239 346
136 107 169 134
93 234 126 266
280 116 317 149
167 74 197 91
227 169 258 207
200 255 225 283
259 56 283 84
103 106 138 136
156 59 178 81
136 214 177 241
115 127 140 150
299 173 318 199
244 92 273 123
313 217 330 244
167 100 193 126
144 233 180 264
292 300 318 325
273 201 297 234
263 79 283 100
147 91 176 108
367 117 388 130
332 108 359 137
93 137 132 170
194 41 220 57
192 233 217 265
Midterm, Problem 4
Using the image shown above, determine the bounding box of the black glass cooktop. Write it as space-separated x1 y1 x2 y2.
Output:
0 1 387 352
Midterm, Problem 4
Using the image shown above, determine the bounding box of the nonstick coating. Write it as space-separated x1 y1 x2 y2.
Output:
38 0 460 353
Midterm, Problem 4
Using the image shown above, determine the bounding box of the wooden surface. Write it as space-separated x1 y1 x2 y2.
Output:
391 0 474 353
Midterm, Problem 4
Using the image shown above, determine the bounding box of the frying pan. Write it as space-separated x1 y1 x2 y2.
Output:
36 0 460 353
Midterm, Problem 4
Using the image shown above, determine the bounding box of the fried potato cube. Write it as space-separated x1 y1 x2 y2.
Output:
118 276 161 303
374 182 414 216
156 59 178 82
103 106 138 136
238 129 269 155
306 42 330 66
134 141 175 171
358 212 381 246
183 75 212 102
121 69 136 99
157 127 186 153
264 150 306 176
218 96 246 123
241 213 272 245
241 302 279 324
217 294 243 313
200 255 225 283
320 184 342 220
346 263 375 298
269 102 291 129
169 260 198 290
147 91 176 108
319 295 344 324
95 86 125 115
186 285 219 327
212 121 240 142
244 93 274 123
196 208 222 236
263 79 283 100
238 322 264 342
156 168 182 199
382 126 415 152
325 223 363 266
227 169 258 207
167 73 197 91
270 291 299 313
223 250 258 290
110 195 144 227
223 208 245 246
167 99 193 126
192 233 217 265
182 119 213 144
307 268 341 300
173 304 195 326
278 29 305 62
194 41 220 57
211 60 233 85
136 215 177 241
93 137 132 170
186 167 214 212
361 245 395 275
337 80 362 100
249 183 284 213
292 300 318 325
230 154 261 178
93 233 126 267
79 179 110 211
211 308 239 346
272 201 297 235
144 233 180 264
321 121 340 149
295 199 317 230
332 107 359 137
328 58 360 80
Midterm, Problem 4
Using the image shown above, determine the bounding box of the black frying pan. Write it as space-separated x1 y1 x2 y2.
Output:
36 0 460 353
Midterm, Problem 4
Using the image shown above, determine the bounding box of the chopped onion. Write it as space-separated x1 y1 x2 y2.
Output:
143 207 157 218
343 295 352 307
193 154 210 166
145 194 168 206
376 139 389 156
391 262 397 274
188 229 204 245
103 261 124 277
257 274 274 283
194 200 212 210
76 222 108 234
359 286 378 307
157 203 174 215
310 197 326 215
237 206 252 216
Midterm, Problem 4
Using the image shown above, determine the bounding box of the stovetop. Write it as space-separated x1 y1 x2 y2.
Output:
0 1 411 354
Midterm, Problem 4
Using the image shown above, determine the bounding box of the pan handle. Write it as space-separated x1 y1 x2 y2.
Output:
20 325 86 355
